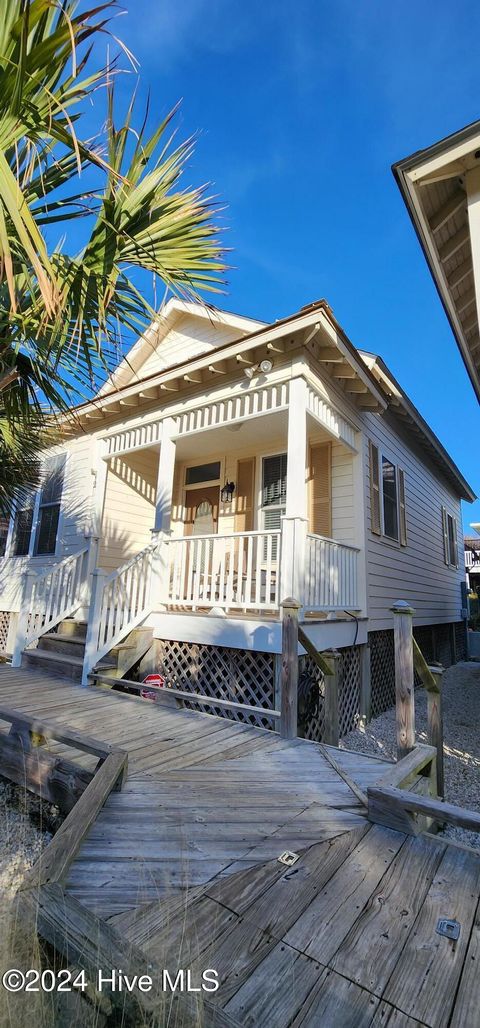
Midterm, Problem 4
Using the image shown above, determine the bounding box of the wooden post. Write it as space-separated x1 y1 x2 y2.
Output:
391 601 416 760
323 649 341 746
11 571 36 668
81 568 106 687
427 664 444 799
359 642 371 723
280 598 300 739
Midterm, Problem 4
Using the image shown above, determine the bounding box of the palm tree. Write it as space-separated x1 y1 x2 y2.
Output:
0 1 226 512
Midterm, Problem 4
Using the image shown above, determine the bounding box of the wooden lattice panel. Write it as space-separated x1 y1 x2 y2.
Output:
300 656 325 742
0 612 10 652
339 647 361 737
369 630 396 719
155 639 275 728
454 621 467 661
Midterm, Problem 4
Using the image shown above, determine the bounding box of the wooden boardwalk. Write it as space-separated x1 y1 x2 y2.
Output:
2 666 480 1027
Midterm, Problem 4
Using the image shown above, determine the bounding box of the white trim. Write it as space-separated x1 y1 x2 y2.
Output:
149 611 367 653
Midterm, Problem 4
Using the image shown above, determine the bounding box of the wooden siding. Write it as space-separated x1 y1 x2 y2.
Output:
136 313 244 382
363 411 464 630
332 441 355 545
99 450 157 571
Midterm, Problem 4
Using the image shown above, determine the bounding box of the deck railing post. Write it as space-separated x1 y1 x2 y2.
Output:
359 642 371 723
391 601 416 760
11 570 36 668
323 649 341 746
427 664 444 798
280 597 300 739
81 568 106 687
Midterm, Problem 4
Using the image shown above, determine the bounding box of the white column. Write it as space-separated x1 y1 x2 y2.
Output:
151 418 176 609
281 377 308 604
465 166 480 338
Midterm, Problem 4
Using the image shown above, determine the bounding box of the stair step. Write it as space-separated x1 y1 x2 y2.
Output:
38 633 86 658
22 649 84 682
55 619 88 641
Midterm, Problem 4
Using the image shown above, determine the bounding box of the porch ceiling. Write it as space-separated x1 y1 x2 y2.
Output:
174 409 288 461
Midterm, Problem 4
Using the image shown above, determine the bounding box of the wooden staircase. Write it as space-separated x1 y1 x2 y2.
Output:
21 620 153 684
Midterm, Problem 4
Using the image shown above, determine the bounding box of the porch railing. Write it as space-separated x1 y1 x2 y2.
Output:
12 544 91 666
304 533 359 610
165 530 281 612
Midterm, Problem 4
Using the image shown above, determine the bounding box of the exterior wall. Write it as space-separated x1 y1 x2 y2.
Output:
362 409 464 630
137 314 244 381
99 450 157 572
0 432 96 613
331 440 355 544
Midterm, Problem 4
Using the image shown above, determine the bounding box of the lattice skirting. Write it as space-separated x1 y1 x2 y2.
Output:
150 638 362 739
0 611 11 653
152 639 276 729
369 621 467 721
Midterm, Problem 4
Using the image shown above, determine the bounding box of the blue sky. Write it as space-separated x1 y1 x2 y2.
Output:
94 0 480 528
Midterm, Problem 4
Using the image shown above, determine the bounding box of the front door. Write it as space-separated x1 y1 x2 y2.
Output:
184 486 219 536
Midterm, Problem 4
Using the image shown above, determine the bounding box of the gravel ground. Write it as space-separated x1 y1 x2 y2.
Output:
0 780 55 910
342 660 480 848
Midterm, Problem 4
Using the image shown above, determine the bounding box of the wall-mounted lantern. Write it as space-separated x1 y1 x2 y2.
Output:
221 481 236 503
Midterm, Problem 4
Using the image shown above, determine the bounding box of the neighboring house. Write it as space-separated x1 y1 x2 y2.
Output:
465 523 480 591
0 297 474 719
393 119 480 402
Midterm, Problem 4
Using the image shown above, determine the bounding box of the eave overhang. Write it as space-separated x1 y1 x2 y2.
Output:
393 120 480 403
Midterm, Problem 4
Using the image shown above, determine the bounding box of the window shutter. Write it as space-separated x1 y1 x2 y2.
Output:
398 469 407 546
452 516 458 568
441 506 449 564
369 440 381 536
309 442 332 538
235 458 255 533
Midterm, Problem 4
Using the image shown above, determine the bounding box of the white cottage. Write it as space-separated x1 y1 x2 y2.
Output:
0 298 474 721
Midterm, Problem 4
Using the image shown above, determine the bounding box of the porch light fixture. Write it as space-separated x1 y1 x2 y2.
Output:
221 480 235 503
244 358 273 379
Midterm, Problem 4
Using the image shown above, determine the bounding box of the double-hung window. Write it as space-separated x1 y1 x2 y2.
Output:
0 515 10 557
261 453 287 559
12 500 35 556
442 507 458 568
34 455 66 556
369 441 407 545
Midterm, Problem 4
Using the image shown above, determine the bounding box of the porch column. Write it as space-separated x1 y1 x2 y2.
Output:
281 376 308 604
151 418 176 609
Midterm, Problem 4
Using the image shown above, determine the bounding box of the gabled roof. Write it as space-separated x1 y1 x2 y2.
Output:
97 298 266 396
393 121 480 403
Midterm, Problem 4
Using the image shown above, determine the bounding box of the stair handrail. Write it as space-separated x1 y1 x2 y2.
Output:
11 543 92 667
81 541 156 686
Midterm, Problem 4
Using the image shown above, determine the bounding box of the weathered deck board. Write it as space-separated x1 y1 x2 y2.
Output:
3 666 480 1027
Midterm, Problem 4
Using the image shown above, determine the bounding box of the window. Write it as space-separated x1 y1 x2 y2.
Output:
382 458 398 541
442 507 458 568
185 462 221 486
369 442 407 546
261 453 287 558
34 455 65 555
12 503 35 556
0 516 10 557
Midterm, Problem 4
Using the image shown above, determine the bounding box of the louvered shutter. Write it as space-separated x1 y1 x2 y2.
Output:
309 442 332 538
452 516 458 568
369 440 381 536
235 458 255 533
441 506 449 564
398 469 407 546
